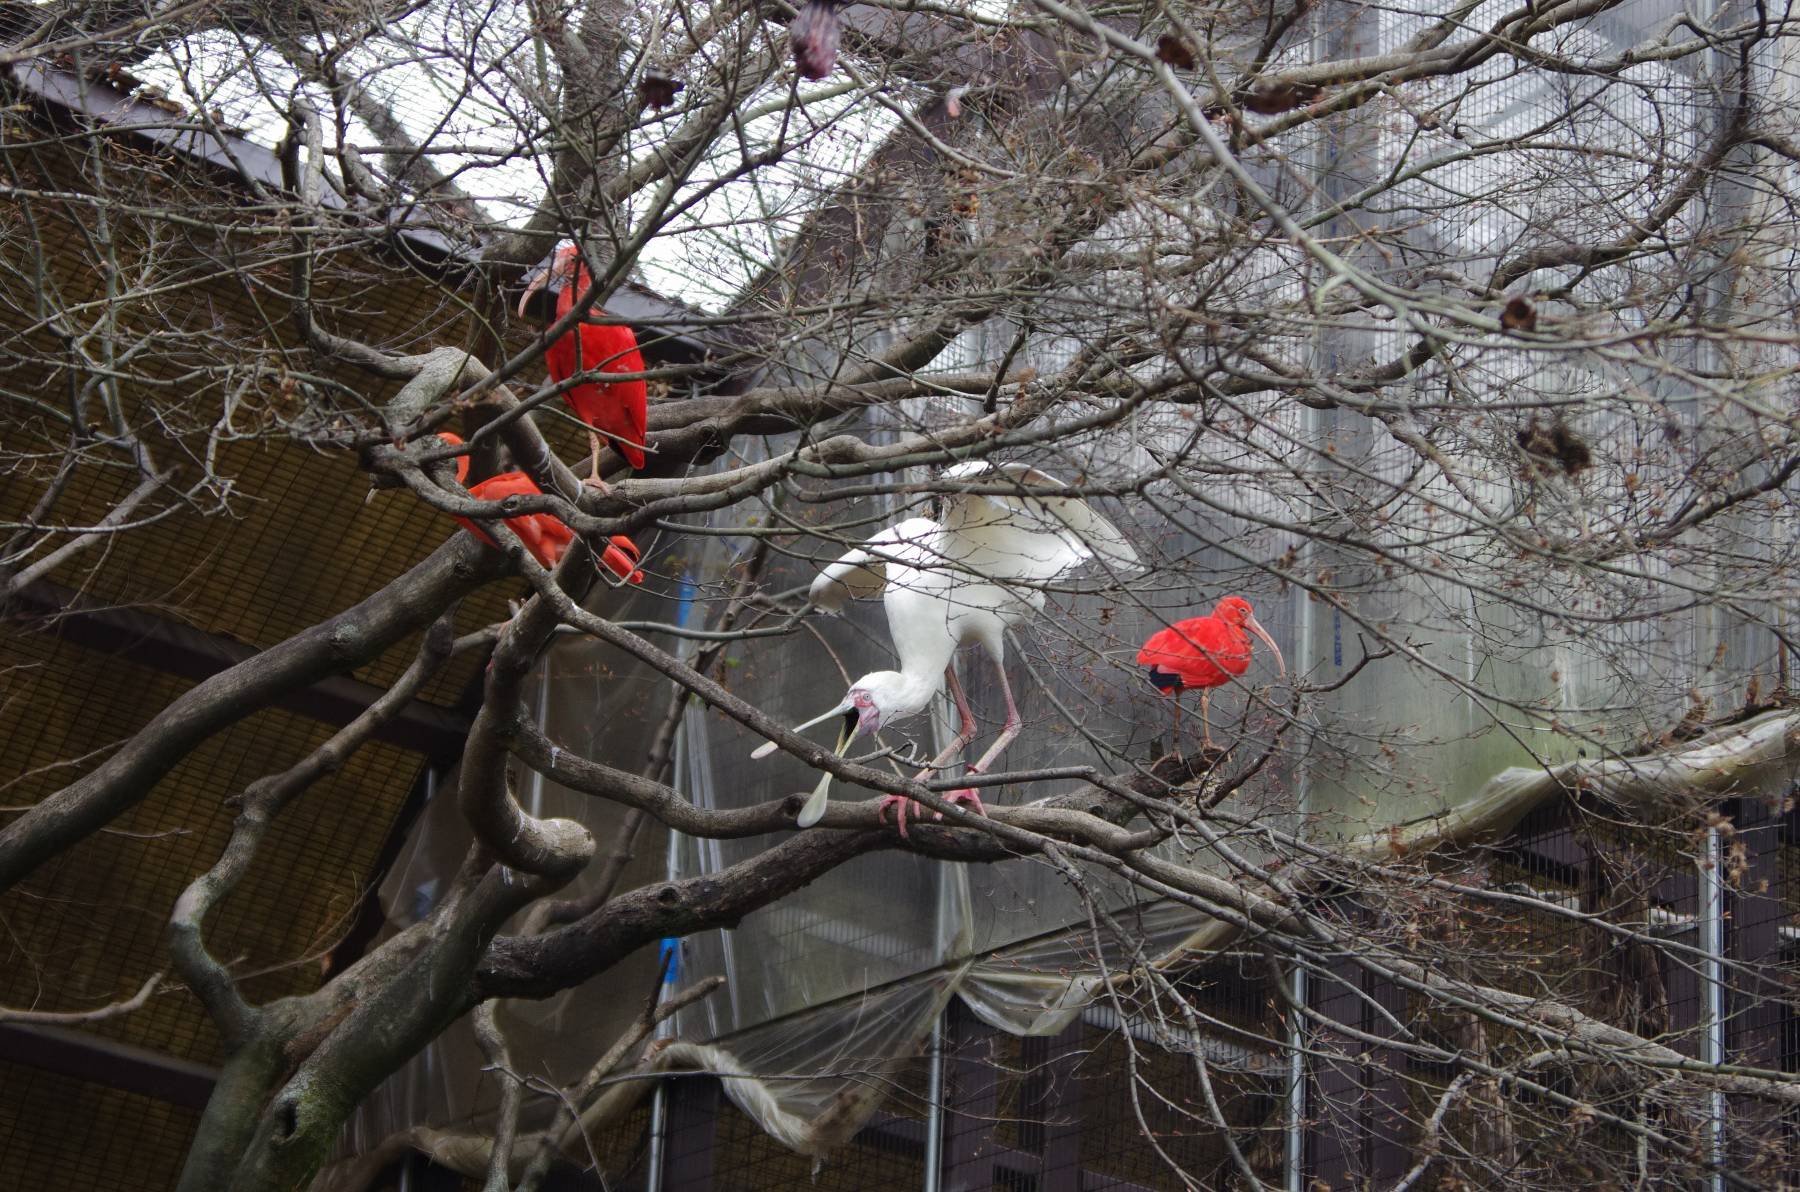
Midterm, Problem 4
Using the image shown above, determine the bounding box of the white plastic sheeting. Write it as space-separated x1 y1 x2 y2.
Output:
672 704 1800 1155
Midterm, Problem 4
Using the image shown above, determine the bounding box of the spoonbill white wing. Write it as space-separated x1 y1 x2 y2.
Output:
808 516 944 613
938 461 1140 579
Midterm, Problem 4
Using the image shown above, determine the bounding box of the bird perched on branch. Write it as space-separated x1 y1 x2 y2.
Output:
434 433 642 583
1137 597 1284 751
516 241 649 494
753 461 1140 836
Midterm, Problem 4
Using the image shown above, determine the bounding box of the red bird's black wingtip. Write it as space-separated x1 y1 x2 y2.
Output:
1146 667 1185 693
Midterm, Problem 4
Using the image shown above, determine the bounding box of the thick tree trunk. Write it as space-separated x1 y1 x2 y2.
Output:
178 856 565 1192
176 1030 295 1192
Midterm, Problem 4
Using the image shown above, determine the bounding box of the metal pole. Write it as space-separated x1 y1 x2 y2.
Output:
645 700 692 1192
644 579 708 1192
1284 966 1307 1192
1701 825 1726 1192
922 1013 945 1192
645 1019 671 1192
1284 443 1318 1192
1286 264 1323 1192
1284 532 1315 1192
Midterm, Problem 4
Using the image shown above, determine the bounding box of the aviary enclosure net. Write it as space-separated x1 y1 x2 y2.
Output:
341 0 1800 1180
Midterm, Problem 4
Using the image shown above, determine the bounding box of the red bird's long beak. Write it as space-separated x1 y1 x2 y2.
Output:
516 256 553 318
1245 614 1285 677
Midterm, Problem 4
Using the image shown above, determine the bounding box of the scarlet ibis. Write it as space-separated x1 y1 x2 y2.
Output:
752 461 1140 836
1136 597 1284 750
516 241 649 494
434 433 643 583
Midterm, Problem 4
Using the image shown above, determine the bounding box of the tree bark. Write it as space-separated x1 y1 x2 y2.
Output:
178 850 568 1191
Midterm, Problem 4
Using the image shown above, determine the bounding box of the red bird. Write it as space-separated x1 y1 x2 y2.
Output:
1137 596 1285 750
517 241 649 494
435 433 643 584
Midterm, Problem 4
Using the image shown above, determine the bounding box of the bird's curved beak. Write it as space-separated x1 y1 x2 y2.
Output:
1245 614 1286 677
516 255 554 318
750 698 854 760
600 535 644 585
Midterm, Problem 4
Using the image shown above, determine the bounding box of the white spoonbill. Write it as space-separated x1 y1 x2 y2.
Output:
753 461 1140 835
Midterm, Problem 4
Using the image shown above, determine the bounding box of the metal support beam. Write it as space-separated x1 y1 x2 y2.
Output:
663 1076 720 1192
0 1022 218 1110
6 579 470 757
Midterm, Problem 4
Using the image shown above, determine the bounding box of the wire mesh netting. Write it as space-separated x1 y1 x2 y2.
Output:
348 0 1800 1158
648 994 1287 1192
0 624 428 1056
625 796 1798 1192
1 0 1797 1182
0 111 544 697
662 1045 935 1192
0 1061 201 1191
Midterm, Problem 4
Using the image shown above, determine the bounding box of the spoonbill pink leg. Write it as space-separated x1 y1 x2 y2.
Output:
880 666 980 839
933 652 1022 819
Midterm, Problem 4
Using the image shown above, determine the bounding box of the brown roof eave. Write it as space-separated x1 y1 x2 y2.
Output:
5 59 729 365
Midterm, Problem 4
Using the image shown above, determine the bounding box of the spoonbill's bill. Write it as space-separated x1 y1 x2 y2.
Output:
1136 597 1284 750
434 433 643 583
517 241 649 494
754 461 1139 836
